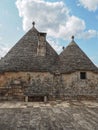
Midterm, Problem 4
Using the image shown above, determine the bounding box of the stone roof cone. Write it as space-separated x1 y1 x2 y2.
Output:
0 22 58 73
59 36 98 73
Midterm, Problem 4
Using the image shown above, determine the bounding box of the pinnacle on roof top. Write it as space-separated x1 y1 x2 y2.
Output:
71 35 74 41
32 21 35 27
62 46 65 50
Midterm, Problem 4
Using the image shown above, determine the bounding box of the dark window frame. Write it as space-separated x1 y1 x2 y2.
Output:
80 72 86 79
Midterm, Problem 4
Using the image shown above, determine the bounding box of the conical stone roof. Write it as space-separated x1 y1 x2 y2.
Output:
0 25 58 73
0 28 98 74
59 37 98 73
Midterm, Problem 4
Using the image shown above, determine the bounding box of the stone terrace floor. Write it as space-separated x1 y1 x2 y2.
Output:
0 100 98 130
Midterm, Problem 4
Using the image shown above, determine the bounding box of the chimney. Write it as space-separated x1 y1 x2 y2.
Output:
37 32 47 56
39 33 47 42
62 46 65 50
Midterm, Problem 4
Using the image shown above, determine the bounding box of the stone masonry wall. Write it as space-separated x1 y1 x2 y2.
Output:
62 71 98 99
0 71 98 101
0 72 53 101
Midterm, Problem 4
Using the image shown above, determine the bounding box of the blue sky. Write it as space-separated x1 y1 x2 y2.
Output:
0 0 98 66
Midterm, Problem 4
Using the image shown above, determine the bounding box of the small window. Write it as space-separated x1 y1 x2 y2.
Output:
80 72 86 79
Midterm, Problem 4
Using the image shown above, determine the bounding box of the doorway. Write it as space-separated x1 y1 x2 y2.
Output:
28 96 44 102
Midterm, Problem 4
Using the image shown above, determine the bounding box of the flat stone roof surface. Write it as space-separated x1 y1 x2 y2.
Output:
0 100 98 130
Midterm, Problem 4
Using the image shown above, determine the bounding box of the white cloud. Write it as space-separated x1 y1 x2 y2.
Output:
47 37 62 54
58 16 86 39
16 0 69 33
81 30 98 39
79 0 98 11
16 0 98 49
